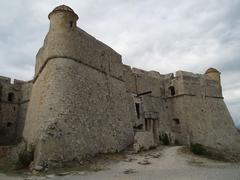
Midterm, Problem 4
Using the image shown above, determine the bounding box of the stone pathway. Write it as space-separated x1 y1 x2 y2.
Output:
1 146 240 180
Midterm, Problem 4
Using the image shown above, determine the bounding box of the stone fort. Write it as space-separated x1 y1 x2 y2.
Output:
0 5 240 168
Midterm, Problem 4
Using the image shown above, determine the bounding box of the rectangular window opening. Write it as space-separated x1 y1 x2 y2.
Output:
135 103 140 119
169 86 175 96
173 118 180 125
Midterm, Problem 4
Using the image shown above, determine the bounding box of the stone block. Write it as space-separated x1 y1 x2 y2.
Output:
133 131 155 152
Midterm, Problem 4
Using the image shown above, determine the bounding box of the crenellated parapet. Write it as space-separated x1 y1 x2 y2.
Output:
123 66 166 97
171 69 222 98
0 76 22 104
123 65 222 99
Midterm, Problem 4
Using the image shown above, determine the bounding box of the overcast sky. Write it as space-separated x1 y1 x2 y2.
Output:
0 0 239 127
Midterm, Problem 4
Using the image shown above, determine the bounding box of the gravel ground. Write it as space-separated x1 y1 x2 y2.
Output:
1 146 240 180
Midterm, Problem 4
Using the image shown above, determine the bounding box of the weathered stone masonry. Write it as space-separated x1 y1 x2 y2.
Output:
0 5 240 167
0 76 32 145
23 5 134 166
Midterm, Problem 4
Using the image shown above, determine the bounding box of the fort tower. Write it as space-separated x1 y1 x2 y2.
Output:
0 5 238 168
205 67 221 84
48 5 78 32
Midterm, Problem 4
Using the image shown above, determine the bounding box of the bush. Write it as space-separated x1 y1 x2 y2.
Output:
17 150 33 169
190 143 207 155
174 139 180 145
162 133 170 145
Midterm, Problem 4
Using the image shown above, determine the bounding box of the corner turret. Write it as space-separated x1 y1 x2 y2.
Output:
48 5 79 32
205 67 221 84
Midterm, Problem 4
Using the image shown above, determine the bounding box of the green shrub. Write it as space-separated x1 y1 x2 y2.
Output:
17 150 33 169
162 133 170 145
190 143 207 155
174 139 180 145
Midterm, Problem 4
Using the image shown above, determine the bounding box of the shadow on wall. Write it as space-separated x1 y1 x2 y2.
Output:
159 132 179 145
237 127 240 133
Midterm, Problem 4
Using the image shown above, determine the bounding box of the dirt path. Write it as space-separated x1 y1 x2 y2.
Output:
1 146 240 180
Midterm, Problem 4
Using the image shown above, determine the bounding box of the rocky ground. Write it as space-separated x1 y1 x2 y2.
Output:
0 146 240 180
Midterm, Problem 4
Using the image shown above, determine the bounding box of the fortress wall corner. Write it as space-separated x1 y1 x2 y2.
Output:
24 56 134 165
169 94 240 152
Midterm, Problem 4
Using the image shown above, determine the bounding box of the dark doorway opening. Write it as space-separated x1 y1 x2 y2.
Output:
173 118 180 125
6 122 12 127
70 21 73 27
169 86 175 96
135 103 140 119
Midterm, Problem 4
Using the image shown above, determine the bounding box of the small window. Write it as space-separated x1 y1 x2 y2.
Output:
8 93 14 102
173 118 180 125
135 103 140 119
70 21 73 28
169 86 175 96
6 122 12 127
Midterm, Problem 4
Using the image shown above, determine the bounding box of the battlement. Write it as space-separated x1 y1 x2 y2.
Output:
0 74 32 145
123 66 220 83
0 75 32 103
0 75 28 86
123 65 222 98
0 76 11 84
172 70 222 98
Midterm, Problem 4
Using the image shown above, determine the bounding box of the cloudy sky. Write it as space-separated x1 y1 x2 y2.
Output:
0 0 239 127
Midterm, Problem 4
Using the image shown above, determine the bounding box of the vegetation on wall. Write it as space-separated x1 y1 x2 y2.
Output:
190 143 231 161
16 150 33 169
159 133 170 145
190 143 207 155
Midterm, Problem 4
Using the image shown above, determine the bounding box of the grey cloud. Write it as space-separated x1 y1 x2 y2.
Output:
218 53 240 73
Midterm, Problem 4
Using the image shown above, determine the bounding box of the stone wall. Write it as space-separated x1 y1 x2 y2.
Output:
165 71 240 152
1 5 239 168
0 76 31 145
133 131 155 152
169 95 240 153
23 7 134 166
16 82 32 141
25 57 134 166
124 67 240 153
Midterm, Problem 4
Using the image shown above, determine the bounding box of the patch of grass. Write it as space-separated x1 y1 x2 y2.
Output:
0 156 29 177
204 150 229 162
190 143 207 155
189 144 229 162
162 133 170 145
16 150 34 169
0 146 30 176
174 140 180 145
